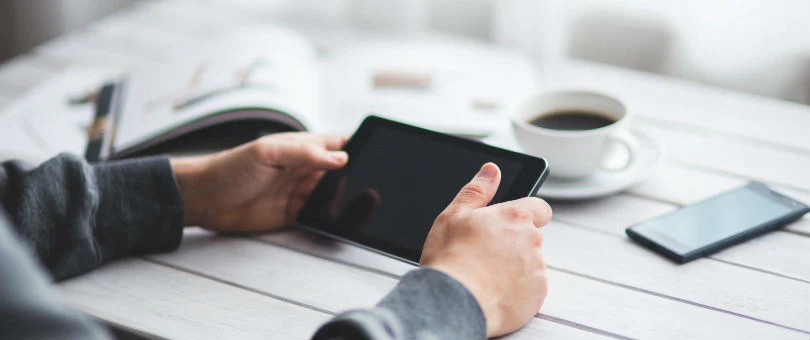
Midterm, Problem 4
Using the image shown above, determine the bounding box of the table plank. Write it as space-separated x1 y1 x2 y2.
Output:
151 229 607 339
628 162 810 236
256 229 806 339
636 122 810 191
710 231 810 282
550 60 810 152
629 163 745 205
0 123 50 163
552 193 810 283
543 222 810 333
58 259 331 340
0 55 61 91
500 318 610 340
150 230 400 312
551 194 676 234
544 270 805 339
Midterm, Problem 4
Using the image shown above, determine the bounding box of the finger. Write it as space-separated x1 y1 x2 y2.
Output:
315 134 349 151
274 133 349 151
256 141 348 169
286 171 325 224
536 246 547 270
292 171 326 200
491 196 552 227
444 163 501 213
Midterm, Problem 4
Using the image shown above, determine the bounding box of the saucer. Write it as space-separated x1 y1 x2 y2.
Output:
535 129 662 200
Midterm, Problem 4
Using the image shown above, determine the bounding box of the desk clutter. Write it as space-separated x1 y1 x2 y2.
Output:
0 23 662 200
0 25 537 159
0 1 807 338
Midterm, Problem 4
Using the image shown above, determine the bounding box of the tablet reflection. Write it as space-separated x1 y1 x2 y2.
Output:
316 176 380 234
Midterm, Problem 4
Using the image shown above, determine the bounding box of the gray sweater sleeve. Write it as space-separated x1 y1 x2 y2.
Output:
311 267 487 340
0 210 110 340
0 153 184 280
0 153 185 340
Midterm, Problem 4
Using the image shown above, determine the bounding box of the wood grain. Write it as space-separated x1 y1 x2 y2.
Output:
500 318 612 340
627 163 810 236
552 192 810 282
256 229 806 339
637 123 810 191
542 222 810 332
58 258 331 340
150 229 401 312
152 229 619 338
8 2 806 338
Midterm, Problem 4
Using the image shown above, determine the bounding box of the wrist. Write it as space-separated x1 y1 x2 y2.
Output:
424 263 500 336
171 156 209 227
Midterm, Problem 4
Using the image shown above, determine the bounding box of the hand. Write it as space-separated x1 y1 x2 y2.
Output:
171 133 348 233
420 163 552 337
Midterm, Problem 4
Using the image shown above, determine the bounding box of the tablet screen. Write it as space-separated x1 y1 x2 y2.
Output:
298 116 548 262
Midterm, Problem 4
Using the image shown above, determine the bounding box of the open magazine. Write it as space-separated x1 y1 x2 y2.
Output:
92 27 319 160
84 26 539 160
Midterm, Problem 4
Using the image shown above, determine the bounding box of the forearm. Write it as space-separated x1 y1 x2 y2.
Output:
311 268 486 340
0 153 184 280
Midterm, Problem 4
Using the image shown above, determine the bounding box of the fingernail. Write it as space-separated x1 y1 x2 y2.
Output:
477 163 497 179
330 151 348 163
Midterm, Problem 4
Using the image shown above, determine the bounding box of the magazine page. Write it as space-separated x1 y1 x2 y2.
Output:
113 26 320 152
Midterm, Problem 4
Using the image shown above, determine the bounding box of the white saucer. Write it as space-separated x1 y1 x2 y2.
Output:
535 130 662 200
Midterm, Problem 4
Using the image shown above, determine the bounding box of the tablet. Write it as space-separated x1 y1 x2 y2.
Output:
297 115 549 264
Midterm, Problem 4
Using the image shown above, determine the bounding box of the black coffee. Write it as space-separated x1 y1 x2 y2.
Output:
529 111 616 131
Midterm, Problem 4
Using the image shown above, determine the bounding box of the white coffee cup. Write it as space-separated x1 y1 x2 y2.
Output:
511 90 637 179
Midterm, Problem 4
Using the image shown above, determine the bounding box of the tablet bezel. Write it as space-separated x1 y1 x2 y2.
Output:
297 115 549 264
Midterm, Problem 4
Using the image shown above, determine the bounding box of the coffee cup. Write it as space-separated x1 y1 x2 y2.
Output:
511 90 637 179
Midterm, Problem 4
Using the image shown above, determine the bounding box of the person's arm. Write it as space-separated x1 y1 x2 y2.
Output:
313 163 551 339
0 133 348 340
0 133 349 281
0 153 184 280
0 210 109 340
311 268 486 340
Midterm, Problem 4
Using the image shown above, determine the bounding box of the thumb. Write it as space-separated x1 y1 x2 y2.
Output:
446 163 501 213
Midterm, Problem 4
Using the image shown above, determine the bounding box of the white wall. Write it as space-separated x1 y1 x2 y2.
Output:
566 0 810 102
1 0 136 61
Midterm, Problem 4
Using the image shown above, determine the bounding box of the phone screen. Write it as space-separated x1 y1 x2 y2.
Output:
629 184 802 257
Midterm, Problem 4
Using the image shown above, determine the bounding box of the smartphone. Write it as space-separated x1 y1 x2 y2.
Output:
626 182 809 263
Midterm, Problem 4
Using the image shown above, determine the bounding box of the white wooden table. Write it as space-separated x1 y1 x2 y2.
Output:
0 1 808 339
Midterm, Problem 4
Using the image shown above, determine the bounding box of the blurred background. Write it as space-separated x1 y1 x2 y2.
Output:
1 0 809 105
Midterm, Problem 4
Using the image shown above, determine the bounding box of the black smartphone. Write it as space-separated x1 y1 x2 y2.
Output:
298 115 550 264
626 182 809 263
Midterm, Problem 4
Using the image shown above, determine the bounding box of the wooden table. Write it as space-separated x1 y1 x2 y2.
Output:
1 1 808 339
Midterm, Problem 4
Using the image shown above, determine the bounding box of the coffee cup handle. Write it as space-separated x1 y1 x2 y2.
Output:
600 129 638 172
